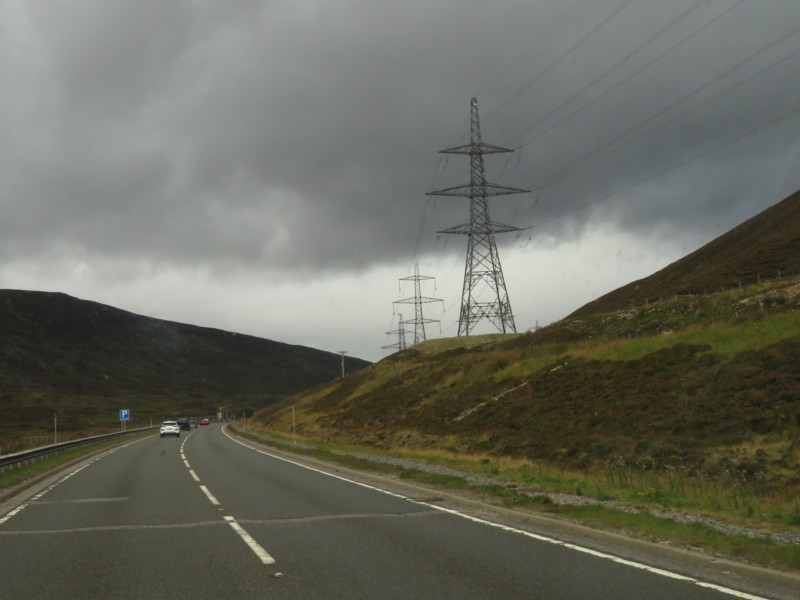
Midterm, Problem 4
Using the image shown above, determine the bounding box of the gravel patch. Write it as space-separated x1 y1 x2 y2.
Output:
353 451 800 545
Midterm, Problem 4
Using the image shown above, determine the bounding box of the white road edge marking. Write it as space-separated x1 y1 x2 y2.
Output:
188 469 201 483
199 485 221 506
0 438 145 526
222 426 772 600
224 515 276 565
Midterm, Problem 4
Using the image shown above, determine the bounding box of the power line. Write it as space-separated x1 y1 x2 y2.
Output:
536 19 800 188
507 0 711 147
483 0 636 123
475 0 587 99
534 99 800 227
509 0 747 150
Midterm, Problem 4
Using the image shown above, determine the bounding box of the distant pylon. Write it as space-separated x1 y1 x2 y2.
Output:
393 263 443 345
382 313 408 352
427 97 530 336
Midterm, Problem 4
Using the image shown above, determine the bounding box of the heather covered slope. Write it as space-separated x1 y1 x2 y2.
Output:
254 189 800 489
258 280 800 476
0 290 370 436
570 189 800 318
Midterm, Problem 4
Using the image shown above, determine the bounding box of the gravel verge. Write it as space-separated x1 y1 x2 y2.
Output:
352 451 800 545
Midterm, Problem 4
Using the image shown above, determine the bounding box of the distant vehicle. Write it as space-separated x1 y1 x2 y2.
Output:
199 418 210 426
176 417 191 431
189 417 198 428
160 421 180 437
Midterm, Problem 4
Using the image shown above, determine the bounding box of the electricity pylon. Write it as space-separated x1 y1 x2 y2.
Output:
382 313 408 352
427 97 529 336
393 263 443 345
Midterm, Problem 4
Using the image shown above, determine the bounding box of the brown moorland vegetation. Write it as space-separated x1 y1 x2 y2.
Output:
252 191 800 543
0 290 370 439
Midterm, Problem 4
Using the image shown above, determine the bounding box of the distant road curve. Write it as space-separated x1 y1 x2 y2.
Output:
0 424 795 600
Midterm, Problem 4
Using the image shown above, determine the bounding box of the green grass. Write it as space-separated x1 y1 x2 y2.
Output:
568 310 799 362
548 504 800 571
234 424 800 570
244 277 800 570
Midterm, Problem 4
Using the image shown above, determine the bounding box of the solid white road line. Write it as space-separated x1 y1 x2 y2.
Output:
224 516 276 565
221 426 773 600
0 440 142 526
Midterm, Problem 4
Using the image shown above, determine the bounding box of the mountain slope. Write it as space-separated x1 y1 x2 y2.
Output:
253 189 800 481
570 189 800 318
0 290 370 434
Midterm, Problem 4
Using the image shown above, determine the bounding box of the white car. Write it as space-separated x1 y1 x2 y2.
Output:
160 420 180 437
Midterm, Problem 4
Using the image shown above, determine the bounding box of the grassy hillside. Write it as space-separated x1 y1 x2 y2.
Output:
257 276 800 474
249 191 800 559
0 290 370 438
571 189 800 317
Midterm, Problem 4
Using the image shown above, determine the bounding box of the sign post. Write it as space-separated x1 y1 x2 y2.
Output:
119 408 130 431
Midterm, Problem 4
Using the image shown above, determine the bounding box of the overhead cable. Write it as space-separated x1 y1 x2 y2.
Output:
535 100 800 227
537 19 800 187
510 0 747 151
508 0 711 146
483 0 636 123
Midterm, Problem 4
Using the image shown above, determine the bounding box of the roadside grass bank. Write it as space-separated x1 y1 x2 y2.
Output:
230 425 800 571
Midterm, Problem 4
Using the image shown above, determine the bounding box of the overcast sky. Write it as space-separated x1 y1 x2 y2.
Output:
2 0 800 362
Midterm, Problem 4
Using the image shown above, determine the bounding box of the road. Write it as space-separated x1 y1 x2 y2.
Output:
0 424 794 599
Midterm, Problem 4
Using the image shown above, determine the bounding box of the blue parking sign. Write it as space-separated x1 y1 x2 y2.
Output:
119 409 130 421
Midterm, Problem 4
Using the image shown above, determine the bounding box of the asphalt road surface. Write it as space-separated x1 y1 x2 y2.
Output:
0 425 795 599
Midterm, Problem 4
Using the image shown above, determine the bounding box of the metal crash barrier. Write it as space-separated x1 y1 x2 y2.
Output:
0 427 156 474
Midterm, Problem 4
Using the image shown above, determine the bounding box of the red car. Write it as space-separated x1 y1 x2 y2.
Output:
199 418 210 426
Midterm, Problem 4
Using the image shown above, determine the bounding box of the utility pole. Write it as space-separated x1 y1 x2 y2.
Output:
393 263 443 345
382 313 408 352
338 350 347 378
427 97 530 336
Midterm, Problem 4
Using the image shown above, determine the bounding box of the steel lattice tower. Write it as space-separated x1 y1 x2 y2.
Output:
393 263 442 345
382 313 408 352
427 97 529 336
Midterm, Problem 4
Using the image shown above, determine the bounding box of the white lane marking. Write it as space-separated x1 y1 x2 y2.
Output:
199 485 221 506
0 439 145 526
695 583 773 600
221 427 772 600
183 460 191 468
33 497 130 505
224 516 276 565
188 469 201 483
0 520 226 535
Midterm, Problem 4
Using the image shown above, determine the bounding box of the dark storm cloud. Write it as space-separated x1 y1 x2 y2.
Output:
2 0 800 276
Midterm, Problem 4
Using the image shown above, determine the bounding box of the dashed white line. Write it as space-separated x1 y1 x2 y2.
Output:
188 469 200 483
199 485 221 506
224 516 275 564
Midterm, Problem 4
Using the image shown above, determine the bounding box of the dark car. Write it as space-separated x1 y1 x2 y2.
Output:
176 417 191 431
